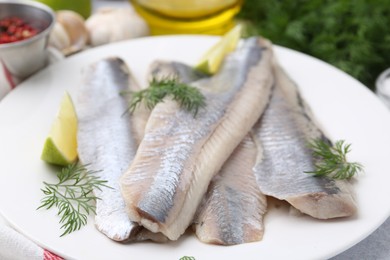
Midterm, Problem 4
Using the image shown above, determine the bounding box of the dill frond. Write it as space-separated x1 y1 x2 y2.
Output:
306 139 363 179
37 163 110 236
126 77 206 117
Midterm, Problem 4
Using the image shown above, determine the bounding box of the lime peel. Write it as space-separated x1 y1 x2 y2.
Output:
195 24 242 74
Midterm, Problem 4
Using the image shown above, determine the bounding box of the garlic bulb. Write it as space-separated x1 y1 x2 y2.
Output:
49 10 89 56
86 8 149 47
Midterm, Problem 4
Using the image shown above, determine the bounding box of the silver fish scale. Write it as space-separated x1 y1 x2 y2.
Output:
76 58 139 241
215 186 249 244
194 134 266 245
149 61 208 84
253 83 339 199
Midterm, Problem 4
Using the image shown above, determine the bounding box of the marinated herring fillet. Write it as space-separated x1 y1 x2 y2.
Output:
252 63 357 219
76 57 166 242
120 37 274 240
194 135 267 245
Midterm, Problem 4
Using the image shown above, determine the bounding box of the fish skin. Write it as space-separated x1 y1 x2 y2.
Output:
120 37 274 240
252 63 357 219
148 61 208 83
76 57 166 242
194 135 267 245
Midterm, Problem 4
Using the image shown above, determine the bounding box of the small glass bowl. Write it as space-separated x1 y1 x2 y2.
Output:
376 68 390 110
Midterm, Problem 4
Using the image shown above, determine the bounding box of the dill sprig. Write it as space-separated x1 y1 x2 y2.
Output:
127 77 206 116
306 139 363 180
37 163 110 236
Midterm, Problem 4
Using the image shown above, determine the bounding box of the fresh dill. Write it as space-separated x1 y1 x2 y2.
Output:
37 163 110 237
306 139 363 180
126 77 206 117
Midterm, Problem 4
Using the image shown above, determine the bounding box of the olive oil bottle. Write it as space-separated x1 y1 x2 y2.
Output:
130 0 243 35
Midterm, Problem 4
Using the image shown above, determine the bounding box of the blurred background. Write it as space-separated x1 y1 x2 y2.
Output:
36 0 390 90
239 0 390 91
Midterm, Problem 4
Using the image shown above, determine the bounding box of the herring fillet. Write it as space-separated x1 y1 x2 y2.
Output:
194 135 267 245
120 37 274 240
76 57 165 242
252 63 357 219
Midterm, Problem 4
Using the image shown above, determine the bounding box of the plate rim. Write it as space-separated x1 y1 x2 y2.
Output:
0 35 390 260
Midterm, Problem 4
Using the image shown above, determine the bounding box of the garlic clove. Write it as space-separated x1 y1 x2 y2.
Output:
49 22 71 51
56 10 89 55
86 8 149 47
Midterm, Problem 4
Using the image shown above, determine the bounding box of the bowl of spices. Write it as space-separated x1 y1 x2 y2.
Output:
0 0 55 90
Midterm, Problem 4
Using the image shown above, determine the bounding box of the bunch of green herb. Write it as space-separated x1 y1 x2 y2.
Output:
126 77 206 116
37 164 109 236
306 139 363 179
238 0 390 90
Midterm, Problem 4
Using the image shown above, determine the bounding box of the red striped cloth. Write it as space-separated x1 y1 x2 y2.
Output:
0 60 17 90
0 61 14 100
0 217 64 260
43 250 63 260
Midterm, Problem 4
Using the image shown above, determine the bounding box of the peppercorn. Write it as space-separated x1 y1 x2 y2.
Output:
0 16 39 44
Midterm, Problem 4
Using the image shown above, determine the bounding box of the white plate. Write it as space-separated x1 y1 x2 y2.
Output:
1 36 390 260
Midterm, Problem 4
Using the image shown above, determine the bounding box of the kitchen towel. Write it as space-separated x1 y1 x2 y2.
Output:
0 217 62 260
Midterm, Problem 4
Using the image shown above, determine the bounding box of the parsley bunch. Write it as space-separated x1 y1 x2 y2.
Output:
238 0 390 90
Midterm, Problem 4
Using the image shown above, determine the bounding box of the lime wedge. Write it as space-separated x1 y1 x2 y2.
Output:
41 92 78 166
195 24 242 74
